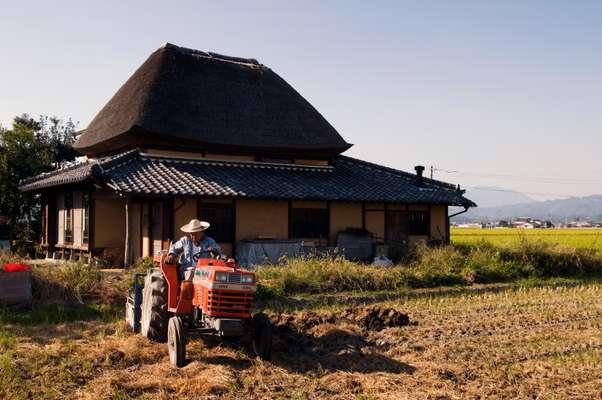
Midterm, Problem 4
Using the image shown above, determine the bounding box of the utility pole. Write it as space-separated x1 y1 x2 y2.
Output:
430 165 434 179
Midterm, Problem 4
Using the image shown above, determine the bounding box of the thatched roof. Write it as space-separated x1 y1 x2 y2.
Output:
73 43 352 157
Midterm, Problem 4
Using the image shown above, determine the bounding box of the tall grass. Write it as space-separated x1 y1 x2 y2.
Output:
258 256 407 295
257 241 602 295
32 262 102 304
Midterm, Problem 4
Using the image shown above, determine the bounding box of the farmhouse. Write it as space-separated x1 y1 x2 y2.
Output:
20 43 475 266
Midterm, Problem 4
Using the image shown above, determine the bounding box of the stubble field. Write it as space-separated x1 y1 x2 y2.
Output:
2 278 602 399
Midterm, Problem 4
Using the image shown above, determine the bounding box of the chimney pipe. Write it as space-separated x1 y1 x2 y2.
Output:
415 165 425 186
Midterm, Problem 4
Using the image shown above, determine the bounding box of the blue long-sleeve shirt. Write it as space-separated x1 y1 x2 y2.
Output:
168 235 221 270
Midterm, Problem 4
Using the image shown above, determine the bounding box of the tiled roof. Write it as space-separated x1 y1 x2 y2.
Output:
19 162 97 191
20 150 475 207
18 150 134 192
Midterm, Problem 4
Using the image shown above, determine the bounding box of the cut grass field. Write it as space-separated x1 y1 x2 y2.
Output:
1 278 601 399
1 243 601 399
452 227 602 253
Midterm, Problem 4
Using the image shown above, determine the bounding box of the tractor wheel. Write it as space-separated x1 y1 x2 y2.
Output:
251 312 272 360
140 268 168 342
167 316 186 368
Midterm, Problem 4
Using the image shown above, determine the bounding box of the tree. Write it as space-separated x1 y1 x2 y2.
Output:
0 114 78 254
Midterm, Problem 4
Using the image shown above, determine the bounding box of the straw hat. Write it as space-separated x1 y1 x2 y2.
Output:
180 219 210 233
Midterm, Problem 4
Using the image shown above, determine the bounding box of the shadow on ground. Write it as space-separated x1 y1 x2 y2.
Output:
272 323 415 374
197 319 415 375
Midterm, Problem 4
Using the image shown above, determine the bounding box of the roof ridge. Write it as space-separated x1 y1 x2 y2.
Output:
161 42 262 68
337 155 459 191
18 159 93 186
138 151 334 171
97 149 141 171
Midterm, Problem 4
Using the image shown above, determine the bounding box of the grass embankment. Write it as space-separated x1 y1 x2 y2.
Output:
0 261 128 400
257 241 602 296
452 227 602 252
1 261 123 325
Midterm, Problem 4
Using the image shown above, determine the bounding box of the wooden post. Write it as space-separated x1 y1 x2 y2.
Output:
162 198 174 251
124 198 133 268
361 201 366 230
326 200 331 246
445 206 450 245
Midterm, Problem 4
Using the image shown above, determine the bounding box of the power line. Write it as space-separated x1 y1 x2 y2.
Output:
463 186 575 198
433 168 602 184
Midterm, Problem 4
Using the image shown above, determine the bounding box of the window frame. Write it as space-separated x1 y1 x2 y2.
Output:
198 201 235 243
289 207 329 239
385 209 409 243
64 192 73 244
408 210 430 236
0 224 9 241
82 192 90 245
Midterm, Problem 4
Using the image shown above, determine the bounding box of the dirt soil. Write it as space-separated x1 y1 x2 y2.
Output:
2 282 602 399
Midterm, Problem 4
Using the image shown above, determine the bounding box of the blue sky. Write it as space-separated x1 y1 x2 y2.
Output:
1 1 600 200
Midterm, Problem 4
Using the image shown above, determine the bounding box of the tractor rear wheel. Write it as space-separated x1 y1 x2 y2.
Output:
168 316 186 368
251 312 272 360
140 268 168 342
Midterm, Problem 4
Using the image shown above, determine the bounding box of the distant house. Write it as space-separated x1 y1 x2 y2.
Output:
566 220 593 228
456 223 482 229
509 217 554 229
511 218 535 229
19 43 475 266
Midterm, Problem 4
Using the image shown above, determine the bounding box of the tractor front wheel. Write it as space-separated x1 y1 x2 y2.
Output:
140 268 168 342
168 316 186 367
251 312 272 360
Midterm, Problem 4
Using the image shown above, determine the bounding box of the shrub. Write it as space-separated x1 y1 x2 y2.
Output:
403 244 466 287
133 256 155 272
257 255 407 294
32 262 102 305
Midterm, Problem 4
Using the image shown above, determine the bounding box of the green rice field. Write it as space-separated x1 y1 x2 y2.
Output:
451 227 602 253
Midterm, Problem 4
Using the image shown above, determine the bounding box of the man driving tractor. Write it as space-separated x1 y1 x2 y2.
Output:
129 217 272 367
165 218 221 280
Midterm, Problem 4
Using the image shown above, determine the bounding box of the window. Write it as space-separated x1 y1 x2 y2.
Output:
0 224 8 241
41 199 47 245
290 208 329 239
151 201 163 256
64 192 73 243
409 210 430 236
82 192 90 244
385 210 408 243
198 202 234 243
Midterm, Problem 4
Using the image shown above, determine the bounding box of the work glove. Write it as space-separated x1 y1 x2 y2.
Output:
165 254 177 265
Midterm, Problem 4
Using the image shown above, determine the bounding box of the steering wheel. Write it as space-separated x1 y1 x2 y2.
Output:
201 246 222 259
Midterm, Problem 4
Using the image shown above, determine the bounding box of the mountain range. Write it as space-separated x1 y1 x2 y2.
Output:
454 191 602 223
462 186 534 208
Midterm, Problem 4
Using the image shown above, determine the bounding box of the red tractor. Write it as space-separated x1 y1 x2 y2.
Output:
126 251 272 367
